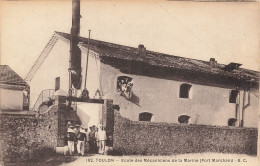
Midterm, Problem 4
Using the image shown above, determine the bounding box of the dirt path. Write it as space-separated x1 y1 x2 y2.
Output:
2 153 259 166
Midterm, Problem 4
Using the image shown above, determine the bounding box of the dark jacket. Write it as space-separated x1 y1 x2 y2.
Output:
77 132 86 141
67 131 76 142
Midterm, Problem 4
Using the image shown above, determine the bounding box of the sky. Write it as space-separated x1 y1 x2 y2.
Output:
1 0 260 78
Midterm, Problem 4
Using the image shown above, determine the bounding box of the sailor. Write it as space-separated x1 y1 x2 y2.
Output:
67 125 76 155
74 124 80 135
77 126 87 156
74 124 80 153
84 128 89 154
94 125 99 154
88 126 93 153
97 125 107 154
88 126 95 153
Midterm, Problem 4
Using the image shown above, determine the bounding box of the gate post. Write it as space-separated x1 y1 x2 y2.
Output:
54 90 67 148
102 99 114 147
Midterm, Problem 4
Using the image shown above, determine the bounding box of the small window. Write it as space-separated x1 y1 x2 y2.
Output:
179 83 192 98
228 118 237 127
229 90 238 103
139 112 153 122
178 115 190 124
55 77 60 91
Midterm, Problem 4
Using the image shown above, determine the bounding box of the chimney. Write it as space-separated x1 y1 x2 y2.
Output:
138 44 146 56
69 0 82 91
209 58 217 68
72 0 80 36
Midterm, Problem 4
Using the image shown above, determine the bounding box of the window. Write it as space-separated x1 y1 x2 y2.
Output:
117 76 133 91
55 77 60 91
178 115 190 124
117 76 134 100
179 83 192 98
139 112 153 122
229 90 238 103
228 118 237 127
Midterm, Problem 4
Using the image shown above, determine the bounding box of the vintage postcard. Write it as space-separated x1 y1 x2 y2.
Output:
0 0 259 166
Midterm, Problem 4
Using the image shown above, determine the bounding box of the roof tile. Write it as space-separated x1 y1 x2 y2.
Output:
0 65 28 86
55 31 259 85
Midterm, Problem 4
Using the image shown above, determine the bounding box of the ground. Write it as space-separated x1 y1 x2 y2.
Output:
2 153 259 166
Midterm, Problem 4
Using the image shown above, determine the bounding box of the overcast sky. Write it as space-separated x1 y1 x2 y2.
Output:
1 1 259 78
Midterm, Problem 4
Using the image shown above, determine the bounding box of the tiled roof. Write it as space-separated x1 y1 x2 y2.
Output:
55 31 259 86
0 65 28 86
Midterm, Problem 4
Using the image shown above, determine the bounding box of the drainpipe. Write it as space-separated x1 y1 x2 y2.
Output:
241 90 250 127
235 89 240 127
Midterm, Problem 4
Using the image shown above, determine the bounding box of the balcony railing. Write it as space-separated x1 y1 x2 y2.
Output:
32 89 55 111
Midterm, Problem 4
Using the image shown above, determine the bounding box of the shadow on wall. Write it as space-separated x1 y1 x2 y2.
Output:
76 107 91 127
129 93 141 107
76 103 103 128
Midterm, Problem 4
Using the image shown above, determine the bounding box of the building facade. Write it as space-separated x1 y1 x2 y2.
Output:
0 65 30 111
25 32 259 128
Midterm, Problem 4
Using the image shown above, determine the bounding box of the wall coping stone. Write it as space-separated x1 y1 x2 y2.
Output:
0 112 36 116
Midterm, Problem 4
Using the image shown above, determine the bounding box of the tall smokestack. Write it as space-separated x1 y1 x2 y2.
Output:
72 0 80 36
69 0 81 91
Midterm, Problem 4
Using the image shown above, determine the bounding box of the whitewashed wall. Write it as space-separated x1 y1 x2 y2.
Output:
28 40 70 108
76 102 102 128
0 89 23 110
100 63 259 128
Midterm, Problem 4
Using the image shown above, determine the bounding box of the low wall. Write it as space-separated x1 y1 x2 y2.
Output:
0 106 58 162
113 111 258 156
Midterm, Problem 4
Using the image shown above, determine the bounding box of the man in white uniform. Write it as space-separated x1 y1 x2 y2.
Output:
76 126 87 156
98 125 107 154
67 125 76 155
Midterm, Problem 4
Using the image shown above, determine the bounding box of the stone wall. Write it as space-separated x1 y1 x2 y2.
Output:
0 106 58 162
102 100 114 147
113 111 258 156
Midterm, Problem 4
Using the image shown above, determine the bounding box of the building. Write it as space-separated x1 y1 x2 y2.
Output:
25 32 259 128
0 65 30 111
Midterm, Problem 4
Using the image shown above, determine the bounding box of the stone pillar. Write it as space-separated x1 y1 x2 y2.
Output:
102 99 114 147
54 89 67 110
53 89 67 148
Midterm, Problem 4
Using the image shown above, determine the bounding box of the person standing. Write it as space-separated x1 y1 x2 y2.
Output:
88 126 95 153
84 128 89 154
74 124 80 154
94 126 99 154
98 125 107 155
67 125 76 155
77 126 87 156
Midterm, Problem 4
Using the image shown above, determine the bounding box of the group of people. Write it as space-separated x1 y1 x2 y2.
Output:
117 78 134 93
117 78 134 100
66 122 107 156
